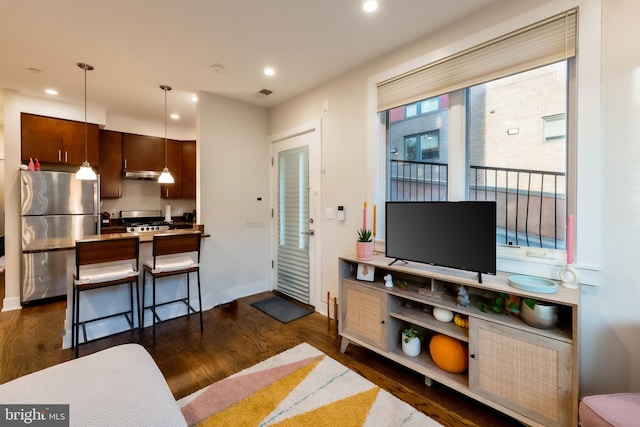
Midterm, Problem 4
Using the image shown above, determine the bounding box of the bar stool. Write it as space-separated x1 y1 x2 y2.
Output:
141 232 203 343
72 236 140 358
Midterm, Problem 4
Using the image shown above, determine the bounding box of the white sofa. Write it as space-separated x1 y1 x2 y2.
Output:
0 344 187 427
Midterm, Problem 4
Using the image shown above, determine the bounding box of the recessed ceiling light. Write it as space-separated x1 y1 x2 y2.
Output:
45 89 58 95
192 95 198 102
264 67 275 76
170 113 180 120
363 1 378 13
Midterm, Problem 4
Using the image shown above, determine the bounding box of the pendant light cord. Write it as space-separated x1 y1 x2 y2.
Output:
84 65 88 161
164 87 167 168
77 63 94 165
160 85 172 169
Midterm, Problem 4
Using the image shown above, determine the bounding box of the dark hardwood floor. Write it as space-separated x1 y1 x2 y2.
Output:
0 272 520 426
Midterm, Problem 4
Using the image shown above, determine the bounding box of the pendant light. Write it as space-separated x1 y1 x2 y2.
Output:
75 62 97 180
158 85 175 184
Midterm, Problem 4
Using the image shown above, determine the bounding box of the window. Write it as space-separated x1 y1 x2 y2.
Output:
467 62 568 249
389 96 448 202
405 98 440 118
380 10 575 252
386 61 570 249
405 131 440 161
543 114 566 142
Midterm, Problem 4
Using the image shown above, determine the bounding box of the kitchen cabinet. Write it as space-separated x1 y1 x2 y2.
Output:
21 113 99 166
181 140 196 199
161 139 182 199
98 130 123 198
469 318 573 427
122 133 164 173
340 280 392 352
161 140 196 200
338 255 579 427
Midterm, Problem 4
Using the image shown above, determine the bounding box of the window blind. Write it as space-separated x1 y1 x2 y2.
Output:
377 10 577 112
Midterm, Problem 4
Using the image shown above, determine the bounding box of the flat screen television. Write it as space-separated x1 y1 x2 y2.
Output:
385 201 496 281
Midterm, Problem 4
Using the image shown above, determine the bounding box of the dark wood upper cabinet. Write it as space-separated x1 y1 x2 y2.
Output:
98 130 123 198
122 133 165 172
62 120 99 166
181 140 196 199
161 140 195 200
21 113 99 166
161 139 182 199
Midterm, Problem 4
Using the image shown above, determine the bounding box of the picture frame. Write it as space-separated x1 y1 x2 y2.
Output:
356 263 375 282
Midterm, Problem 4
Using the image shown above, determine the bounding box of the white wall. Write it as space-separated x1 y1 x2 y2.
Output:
196 92 271 308
577 0 640 395
269 0 640 397
2 90 22 310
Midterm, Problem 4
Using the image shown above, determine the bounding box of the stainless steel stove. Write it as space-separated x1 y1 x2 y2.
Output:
120 210 170 233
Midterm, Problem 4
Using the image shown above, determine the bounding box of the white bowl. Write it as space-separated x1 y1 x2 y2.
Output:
433 307 454 322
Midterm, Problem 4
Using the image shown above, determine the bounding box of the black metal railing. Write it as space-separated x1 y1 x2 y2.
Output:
389 160 566 249
389 159 448 201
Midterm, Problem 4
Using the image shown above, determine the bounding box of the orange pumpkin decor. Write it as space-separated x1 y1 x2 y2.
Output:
429 334 469 373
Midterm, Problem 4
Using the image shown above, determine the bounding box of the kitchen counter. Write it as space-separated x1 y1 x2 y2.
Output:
23 227 208 253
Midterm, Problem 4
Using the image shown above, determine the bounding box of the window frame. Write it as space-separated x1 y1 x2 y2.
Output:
368 1 601 285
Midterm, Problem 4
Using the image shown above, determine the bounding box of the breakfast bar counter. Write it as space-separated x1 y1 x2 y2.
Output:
47 227 209 350
22 227 208 253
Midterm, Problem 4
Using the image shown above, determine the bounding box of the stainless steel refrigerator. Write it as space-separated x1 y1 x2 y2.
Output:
21 171 99 304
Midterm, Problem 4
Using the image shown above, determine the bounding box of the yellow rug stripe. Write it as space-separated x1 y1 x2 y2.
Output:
273 386 380 427
196 357 323 427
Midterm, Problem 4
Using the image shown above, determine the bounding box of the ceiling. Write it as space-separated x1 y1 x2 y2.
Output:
0 0 505 129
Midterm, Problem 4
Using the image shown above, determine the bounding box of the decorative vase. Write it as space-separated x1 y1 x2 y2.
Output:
401 333 421 356
356 241 374 260
520 300 559 329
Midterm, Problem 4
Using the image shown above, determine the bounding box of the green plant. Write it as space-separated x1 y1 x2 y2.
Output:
357 228 373 242
402 327 423 343
522 298 536 310
479 293 520 315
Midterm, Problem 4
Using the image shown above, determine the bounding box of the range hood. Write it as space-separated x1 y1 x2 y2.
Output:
122 170 162 180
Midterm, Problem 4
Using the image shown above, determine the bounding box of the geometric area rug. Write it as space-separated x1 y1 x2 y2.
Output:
178 342 442 426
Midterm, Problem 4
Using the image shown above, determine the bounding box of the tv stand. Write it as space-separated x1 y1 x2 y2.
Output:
477 272 483 283
388 258 408 266
339 254 579 427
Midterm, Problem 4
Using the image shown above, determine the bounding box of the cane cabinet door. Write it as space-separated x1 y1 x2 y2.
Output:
340 280 389 351
469 317 573 427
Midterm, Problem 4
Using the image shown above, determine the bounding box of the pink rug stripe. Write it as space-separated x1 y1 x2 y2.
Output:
181 355 323 425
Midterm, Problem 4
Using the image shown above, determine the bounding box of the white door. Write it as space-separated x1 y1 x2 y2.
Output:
271 122 321 307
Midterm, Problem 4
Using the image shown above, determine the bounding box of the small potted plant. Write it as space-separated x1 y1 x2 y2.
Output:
401 327 423 356
356 228 374 260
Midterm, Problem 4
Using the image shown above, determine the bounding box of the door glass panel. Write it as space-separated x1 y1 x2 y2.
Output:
277 145 310 303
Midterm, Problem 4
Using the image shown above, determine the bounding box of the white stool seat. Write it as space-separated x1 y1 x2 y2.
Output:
75 264 137 285
143 256 196 274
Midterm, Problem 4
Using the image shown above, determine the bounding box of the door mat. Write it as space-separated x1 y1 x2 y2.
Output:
251 296 313 323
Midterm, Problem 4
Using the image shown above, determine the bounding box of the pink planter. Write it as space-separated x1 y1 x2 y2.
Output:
356 241 374 260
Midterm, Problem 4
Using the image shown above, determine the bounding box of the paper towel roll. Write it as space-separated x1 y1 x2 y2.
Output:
165 204 172 222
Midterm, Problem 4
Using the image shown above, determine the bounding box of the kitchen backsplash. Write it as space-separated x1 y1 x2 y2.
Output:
100 179 195 218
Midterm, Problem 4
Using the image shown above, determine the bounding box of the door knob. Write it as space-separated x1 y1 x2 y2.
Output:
301 229 315 235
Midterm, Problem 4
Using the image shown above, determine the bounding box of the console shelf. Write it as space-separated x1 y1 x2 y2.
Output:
339 254 579 427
